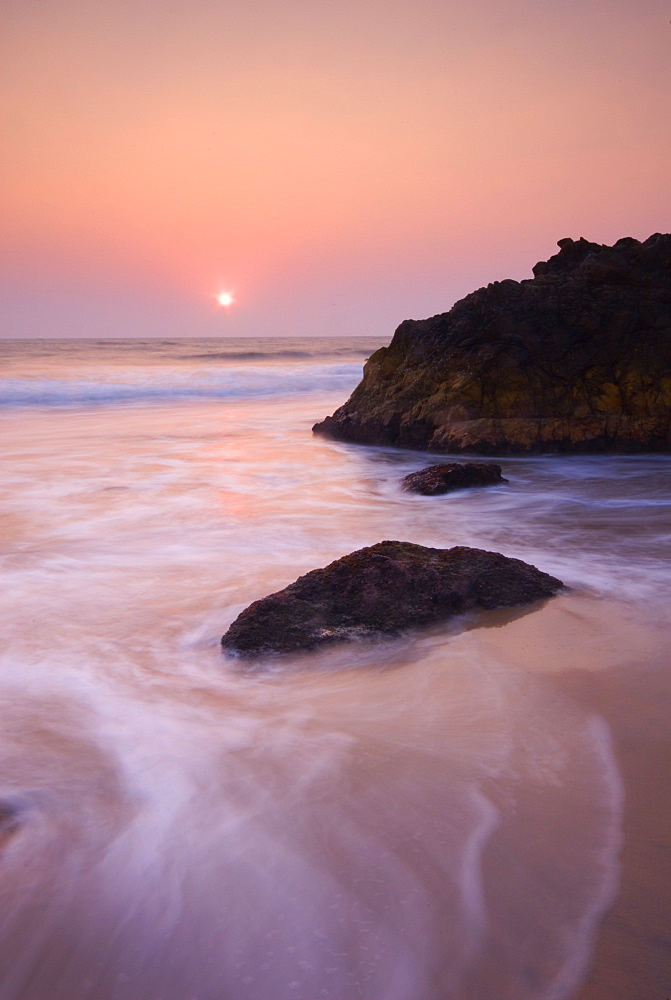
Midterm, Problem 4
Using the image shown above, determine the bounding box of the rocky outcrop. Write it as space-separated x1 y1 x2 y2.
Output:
221 541 563 657
313 234 671 453
402 462 507 495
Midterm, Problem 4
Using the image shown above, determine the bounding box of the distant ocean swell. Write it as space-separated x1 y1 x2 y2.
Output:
179 347 371 361
0 364 363 408
181 350 315 360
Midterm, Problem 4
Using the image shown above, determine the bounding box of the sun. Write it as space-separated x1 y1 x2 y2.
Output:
215 291 235 307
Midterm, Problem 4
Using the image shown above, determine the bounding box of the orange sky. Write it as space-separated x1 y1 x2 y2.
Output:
2 0 670 338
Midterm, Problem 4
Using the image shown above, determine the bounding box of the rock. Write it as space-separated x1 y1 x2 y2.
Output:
402 462 507 495
221 541 563 657
313 234 671 453
0 801 20 843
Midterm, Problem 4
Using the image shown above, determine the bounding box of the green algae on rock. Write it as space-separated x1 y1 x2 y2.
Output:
221 541 563 657
313 234 671 454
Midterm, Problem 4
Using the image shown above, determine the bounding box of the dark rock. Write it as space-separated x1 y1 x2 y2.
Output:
221 541 563 657
313 234 671 454
402 462 507 495
0 801 21 842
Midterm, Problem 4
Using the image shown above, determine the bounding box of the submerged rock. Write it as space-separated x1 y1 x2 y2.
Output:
402 462 507 495
0 801 21 844
313 234 671 454
221 541 563 656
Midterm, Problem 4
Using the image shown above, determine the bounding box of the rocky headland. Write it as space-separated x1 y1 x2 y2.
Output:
221 541 563 656
313 234 671 453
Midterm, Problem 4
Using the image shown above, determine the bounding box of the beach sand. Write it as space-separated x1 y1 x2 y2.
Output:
474 594 671 1000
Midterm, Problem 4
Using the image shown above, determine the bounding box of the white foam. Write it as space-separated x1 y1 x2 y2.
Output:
542 713 625 1000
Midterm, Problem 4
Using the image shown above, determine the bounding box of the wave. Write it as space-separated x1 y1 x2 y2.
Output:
0 365 363 408
181 350 314 361
180 346 380 362
0 337 385 374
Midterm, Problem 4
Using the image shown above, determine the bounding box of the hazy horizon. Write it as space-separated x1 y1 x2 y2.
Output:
3 0 670 340
0 332 388 342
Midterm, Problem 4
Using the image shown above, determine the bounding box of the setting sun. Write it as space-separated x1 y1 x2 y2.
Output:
216 291 235 307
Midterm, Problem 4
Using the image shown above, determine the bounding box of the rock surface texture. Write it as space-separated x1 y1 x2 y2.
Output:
221 541 563 656
313 234 671 453
402 462 507 495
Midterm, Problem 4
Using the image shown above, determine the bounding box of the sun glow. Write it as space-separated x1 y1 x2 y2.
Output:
216 291 235 307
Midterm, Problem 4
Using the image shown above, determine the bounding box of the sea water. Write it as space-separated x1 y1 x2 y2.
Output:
1 337 670 1000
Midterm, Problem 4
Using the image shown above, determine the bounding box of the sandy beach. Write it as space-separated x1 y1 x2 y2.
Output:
473 594 671 1000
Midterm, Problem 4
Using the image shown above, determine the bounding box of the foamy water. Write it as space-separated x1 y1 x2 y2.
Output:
1 338 669 1000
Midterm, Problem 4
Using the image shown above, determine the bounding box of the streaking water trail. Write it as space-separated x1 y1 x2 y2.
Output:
0 337 669 1000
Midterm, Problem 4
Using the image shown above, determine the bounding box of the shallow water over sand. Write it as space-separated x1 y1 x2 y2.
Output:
1 339 670 1000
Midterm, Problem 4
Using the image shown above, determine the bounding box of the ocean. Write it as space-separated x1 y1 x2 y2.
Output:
1 336 670 1000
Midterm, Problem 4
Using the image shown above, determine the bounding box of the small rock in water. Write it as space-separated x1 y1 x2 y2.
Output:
0 801 21 844
402 462 507 495
221 540 563 657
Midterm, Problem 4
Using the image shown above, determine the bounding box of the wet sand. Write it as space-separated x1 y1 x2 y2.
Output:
0 586 668 999
474 594 671 1000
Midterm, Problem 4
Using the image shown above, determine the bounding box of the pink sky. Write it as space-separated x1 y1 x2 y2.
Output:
2 0 670 339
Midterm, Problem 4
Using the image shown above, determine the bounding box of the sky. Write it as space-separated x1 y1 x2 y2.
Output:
2 0 670 339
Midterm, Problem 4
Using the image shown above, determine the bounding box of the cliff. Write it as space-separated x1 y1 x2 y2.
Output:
313 234 671 453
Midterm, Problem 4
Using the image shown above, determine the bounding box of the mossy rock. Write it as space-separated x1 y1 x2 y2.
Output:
314 234 671 454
